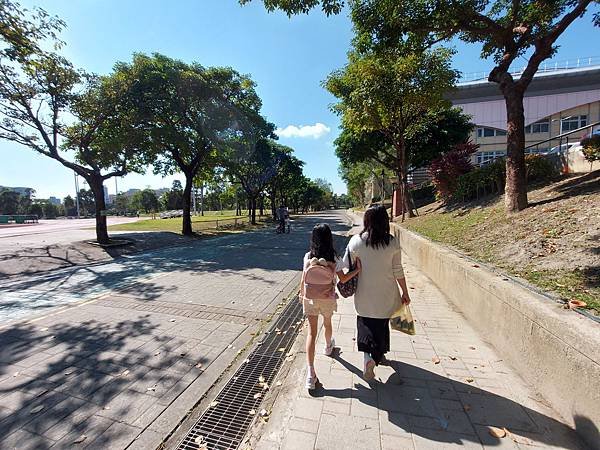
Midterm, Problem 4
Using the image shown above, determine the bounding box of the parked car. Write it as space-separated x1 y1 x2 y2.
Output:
544 142 578 155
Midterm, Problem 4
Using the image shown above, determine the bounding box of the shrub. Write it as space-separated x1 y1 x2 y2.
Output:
524 154 559 182
580 134 600 169
428 141 477 200
452 158 505 202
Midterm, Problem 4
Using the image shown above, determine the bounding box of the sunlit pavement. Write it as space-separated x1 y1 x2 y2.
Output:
250 226 587 450
0 211 350 449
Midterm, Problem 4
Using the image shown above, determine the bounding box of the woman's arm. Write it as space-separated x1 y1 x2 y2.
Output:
336 257 361 283
396 276 411 305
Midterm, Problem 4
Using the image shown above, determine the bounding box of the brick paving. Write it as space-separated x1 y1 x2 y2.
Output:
0 212 351 450
252 256 587 450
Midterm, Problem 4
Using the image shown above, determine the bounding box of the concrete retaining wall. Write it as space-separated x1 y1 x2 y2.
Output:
391 224 600 449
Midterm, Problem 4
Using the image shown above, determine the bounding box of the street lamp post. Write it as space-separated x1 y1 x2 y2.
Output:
74 172 81 219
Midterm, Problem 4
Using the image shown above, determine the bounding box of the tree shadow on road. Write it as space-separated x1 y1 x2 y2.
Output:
0 316 208 448
308 355 590 449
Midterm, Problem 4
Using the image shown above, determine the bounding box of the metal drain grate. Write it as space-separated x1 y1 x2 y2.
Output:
177 297 304 450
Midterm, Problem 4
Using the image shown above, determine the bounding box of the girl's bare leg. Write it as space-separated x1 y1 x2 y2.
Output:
323 315 333 347
306 315 319 376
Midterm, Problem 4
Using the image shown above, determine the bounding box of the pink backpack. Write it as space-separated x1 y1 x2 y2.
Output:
302 258 335 300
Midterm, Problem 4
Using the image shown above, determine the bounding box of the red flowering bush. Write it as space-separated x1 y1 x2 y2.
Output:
428 141 478 200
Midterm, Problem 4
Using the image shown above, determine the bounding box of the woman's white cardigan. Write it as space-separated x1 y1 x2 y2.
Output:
344 233 405 319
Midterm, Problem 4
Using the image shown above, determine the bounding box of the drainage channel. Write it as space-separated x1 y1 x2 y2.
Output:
177 296 304 450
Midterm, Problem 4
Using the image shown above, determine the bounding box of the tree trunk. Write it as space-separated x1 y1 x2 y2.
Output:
259 195 264 217
250 196 257 224
182 173 194 235
502 88 528 212
89 175 109 244
270 189 276 220
200 183 204 216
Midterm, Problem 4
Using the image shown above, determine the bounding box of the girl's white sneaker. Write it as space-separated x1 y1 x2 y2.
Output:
363 355 376 381
306 370 318 390
323 338 336 356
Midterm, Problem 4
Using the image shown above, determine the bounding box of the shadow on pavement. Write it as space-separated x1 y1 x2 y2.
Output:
307 355 590 449
0 316 208 448
0 212 351 322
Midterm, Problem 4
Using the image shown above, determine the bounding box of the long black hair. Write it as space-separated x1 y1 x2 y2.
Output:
361 205 392 249
309 223 337 262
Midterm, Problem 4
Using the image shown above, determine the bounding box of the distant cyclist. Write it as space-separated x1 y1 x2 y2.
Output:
276 204 289 233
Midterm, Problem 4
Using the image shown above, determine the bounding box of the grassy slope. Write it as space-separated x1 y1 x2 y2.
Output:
402 171 600 314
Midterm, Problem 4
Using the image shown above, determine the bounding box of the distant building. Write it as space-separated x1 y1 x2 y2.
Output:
124 188 141 197
448 64 600 168
103 186 110 205
48 196 61 205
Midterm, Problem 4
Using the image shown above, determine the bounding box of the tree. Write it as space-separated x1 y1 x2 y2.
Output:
77 189 95 216
28 202 44 218
117 53 264 235
161 180 184 211
114 193 129 215
131 188 159 214
0 7 149 243
0 189 19 214
246 0 599 213
349 0 600 212
223 137 283 225
266 148 304 219
43 201 58 218
63 195 76 216
325 48 458 219
581 134 600 170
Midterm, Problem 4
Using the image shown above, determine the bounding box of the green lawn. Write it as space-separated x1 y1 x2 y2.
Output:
109 215 244 232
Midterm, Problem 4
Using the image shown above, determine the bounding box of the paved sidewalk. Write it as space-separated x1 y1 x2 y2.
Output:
251 259 586 449
0 212 351 450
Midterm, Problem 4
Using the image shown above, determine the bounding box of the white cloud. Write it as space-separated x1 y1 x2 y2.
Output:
275 122 331 139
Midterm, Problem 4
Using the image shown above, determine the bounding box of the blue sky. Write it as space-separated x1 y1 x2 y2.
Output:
1 0 598 199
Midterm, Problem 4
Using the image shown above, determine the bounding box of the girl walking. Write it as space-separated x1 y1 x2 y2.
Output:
301 223 361 390
344 205 411 381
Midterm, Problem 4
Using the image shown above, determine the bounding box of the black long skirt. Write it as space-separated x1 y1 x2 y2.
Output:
356 316 390 365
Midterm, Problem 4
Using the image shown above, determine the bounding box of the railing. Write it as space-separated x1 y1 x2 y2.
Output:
524 121 600 154
459 56 600 83
0 214 39 224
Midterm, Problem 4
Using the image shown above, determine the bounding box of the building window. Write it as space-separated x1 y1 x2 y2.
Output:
560 115 587 133
476 127 507 138
477 151 506 165
525 120 550 134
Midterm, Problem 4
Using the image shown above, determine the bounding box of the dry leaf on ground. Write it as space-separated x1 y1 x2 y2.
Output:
432 357 441 364
466 378 474 383
275 381 282 386
72 434 87 444
258 375 265 383
30 405 44 414
253 393 262 399
209 401 219 408
488 426 507 438
248 409 256 415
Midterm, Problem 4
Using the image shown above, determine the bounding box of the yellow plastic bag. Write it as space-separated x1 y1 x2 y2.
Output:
390 303 416 335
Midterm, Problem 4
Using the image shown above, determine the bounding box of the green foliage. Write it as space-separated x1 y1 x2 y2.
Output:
114 193 129 215
239 0 344 16
581 135 600 165
0 189 20 214
130 189 159 213
451 155 559 202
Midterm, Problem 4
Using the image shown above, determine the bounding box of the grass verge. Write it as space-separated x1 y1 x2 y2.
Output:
109 215 243 232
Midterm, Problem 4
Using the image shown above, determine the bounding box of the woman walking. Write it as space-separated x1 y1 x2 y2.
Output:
344 205 411 380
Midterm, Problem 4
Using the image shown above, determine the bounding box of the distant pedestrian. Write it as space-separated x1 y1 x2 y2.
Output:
300 223 361 390
343 205 411 381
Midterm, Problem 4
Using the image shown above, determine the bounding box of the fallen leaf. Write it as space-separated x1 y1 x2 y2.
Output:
103 406 111 410
169 319 176 322
258 375 265 383
209 401 219 408
259 408 269 417
248 409 256 415
253 393 262 399
463 404 471 412
13 372 19 377
431 357 440 364
469 346 476 350
488 426 506 438
472 264 480 268
30 405 44 414
146 385 157 392
275 381 282 387
72 434 87 444
449 356 457 361
286 352 293 357
227 344 233 349
243 359 250 364
40 327 49 332
195 435 204 444
567 299 587 309
277 347 285 352
195 363 203 369
120 370 130 377
466 378 474 383
179 352 187 357
262 383 269 391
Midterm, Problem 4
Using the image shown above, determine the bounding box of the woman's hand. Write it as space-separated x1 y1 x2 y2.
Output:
401 291 411 305
354 257 362 274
